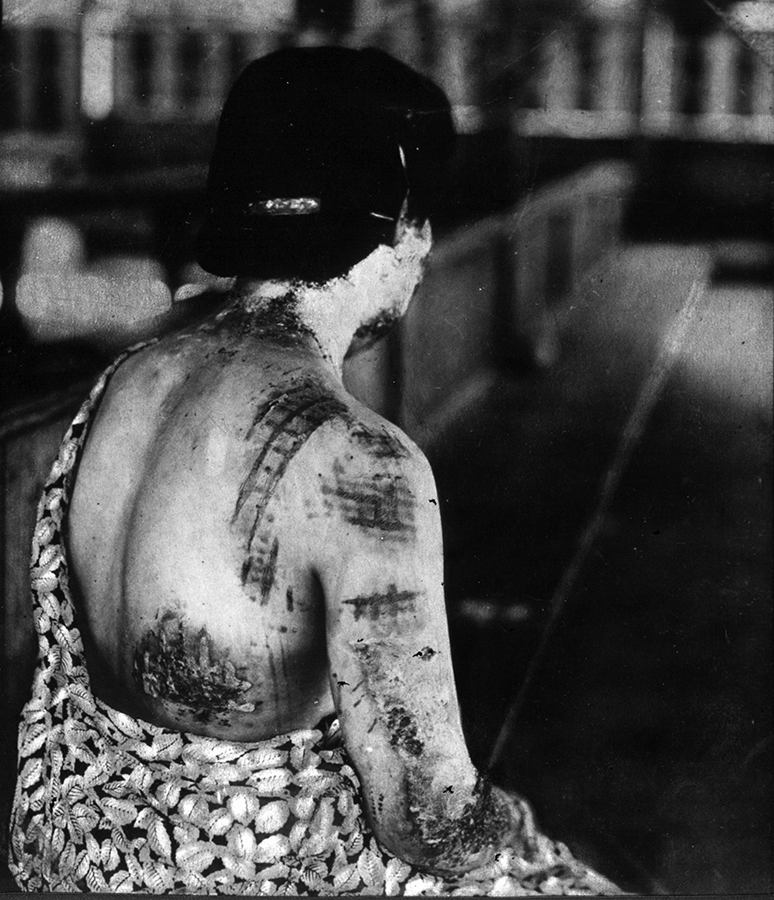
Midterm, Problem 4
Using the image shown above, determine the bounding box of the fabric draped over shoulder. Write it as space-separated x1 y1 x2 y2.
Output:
8 343 621 895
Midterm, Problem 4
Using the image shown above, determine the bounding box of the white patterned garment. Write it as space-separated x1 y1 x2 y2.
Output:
8 345 621 895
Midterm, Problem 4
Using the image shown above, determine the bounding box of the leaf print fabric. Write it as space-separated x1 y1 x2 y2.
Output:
8 342 621 895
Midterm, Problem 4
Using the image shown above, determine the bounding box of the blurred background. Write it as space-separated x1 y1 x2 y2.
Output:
1 0 772 894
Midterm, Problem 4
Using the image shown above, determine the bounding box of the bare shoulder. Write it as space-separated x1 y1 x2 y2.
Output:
303 405 439 548
315 404 435 487
88 339 195 433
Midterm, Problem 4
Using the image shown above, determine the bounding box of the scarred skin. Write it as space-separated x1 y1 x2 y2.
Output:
68 222 528 874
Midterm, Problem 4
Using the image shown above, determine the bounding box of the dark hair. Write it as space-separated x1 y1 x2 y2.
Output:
195 47 455 282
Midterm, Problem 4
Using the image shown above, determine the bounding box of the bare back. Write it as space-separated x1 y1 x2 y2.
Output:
69 306 524 871
70 320 360 740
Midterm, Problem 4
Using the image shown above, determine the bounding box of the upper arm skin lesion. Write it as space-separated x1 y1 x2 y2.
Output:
313 418 520 873
317 418 426 545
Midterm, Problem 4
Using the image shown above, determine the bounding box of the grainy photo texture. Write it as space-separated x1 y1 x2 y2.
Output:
0 0 772 896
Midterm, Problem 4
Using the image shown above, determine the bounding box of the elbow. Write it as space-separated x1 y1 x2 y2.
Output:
376 831 496 877
363 776 525 877
365 802 498 877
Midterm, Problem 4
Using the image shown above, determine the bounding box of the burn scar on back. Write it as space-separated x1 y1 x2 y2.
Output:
322 461 416 540
133 612 257 722
232 380 348 595
241 535 279 603
235 380 348 526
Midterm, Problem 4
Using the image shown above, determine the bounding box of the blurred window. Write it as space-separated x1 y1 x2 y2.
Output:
129 31 155 108
734 42 756 116
489 34 526 110
678 36 703 115
177 31 206 109
32 29 63 132
626 29 644 116
576 29 596 111
81 22 115 120
521 40 546 110
0 29 22 130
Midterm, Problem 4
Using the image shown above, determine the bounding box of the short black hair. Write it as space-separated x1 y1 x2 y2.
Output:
196 47 455 283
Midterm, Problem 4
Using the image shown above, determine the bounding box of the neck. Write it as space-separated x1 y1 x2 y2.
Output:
219 220 431 377
226 276 367 377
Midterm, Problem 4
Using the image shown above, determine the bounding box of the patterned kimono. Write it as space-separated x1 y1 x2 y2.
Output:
8 346 620 895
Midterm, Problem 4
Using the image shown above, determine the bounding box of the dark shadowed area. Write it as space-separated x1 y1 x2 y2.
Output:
434 247 772 894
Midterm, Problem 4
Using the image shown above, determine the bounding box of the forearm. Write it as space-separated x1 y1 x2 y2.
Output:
332 640 525 875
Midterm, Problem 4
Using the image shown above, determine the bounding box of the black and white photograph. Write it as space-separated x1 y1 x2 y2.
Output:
0 0 772 895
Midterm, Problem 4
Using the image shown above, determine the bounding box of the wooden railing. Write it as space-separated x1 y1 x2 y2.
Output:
1 11 771 146
510 14 774 144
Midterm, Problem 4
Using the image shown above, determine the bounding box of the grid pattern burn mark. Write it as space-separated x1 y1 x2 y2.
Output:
323 466 416 540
